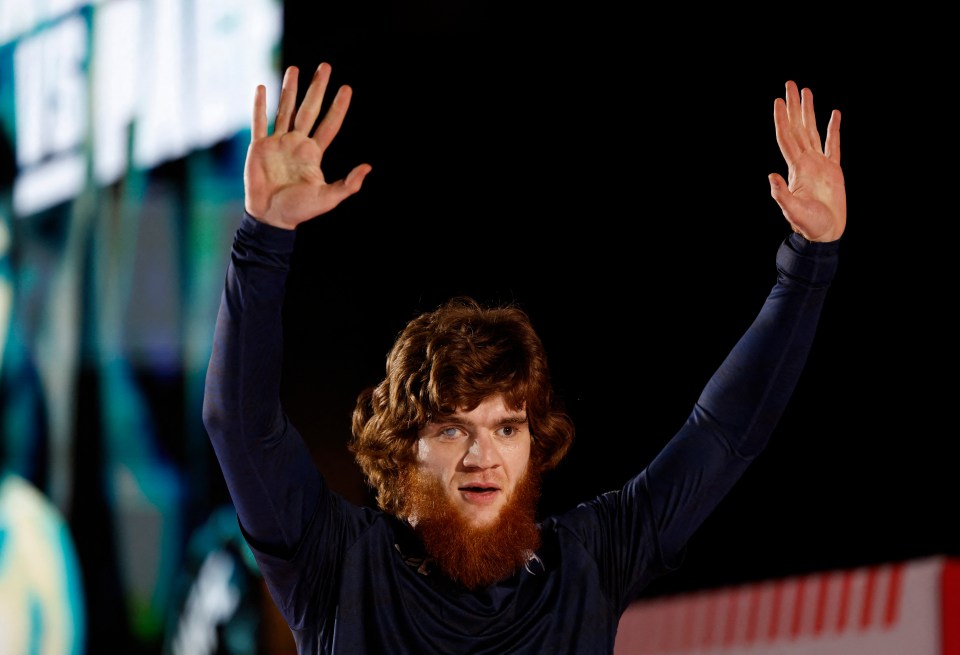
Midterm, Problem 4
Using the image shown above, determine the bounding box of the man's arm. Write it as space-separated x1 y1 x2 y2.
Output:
582 82 847 606
201 63 371 554
644 232 839 564
652 79 845 555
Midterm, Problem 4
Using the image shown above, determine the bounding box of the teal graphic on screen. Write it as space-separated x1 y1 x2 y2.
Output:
0 1 282 651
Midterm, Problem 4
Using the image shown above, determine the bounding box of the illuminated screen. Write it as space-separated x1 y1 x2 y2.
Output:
0 0 282 652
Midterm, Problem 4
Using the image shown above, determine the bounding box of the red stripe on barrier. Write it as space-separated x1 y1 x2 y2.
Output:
836 569 853 633
882 562 904 629
813 573 829 635
791 577 807 638
860 566 878 630
700 591 719 649
722 587 739 647
767 580 783 641
942 559 959 655
745 584 762 645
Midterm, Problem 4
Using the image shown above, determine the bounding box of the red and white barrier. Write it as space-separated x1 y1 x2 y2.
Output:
615 555 959 654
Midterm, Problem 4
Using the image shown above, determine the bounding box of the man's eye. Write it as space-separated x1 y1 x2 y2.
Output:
500 426 516 437
440 427 460 438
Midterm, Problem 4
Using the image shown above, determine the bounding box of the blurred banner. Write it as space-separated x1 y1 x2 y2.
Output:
615 555 960 655
0 0 281 651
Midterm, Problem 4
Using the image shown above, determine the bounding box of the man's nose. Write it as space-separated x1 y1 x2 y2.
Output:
462 434 497 468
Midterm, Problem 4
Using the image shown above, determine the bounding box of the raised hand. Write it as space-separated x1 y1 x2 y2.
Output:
769 80 845 243
244 63 372 230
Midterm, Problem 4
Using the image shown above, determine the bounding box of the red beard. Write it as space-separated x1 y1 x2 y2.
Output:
398 466 543 590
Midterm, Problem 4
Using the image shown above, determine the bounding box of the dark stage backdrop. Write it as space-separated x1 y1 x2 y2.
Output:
277 6 955 600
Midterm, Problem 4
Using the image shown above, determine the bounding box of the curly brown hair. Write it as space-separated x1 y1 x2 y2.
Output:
349 297 575 515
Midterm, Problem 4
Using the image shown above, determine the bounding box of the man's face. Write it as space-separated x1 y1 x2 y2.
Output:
413 393 532 528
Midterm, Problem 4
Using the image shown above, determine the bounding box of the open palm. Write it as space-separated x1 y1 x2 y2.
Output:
769 81 845 243
244 63 372 230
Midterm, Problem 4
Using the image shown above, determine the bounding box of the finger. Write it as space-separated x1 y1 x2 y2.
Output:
312 85 353 152
768 173 798 225
824 109 841 163
785 81 813 152
784 80 802 131
273 66 300 135
343 163 373 195
252 84 267 140
294 62 332 133
316 164 372 211
800 87 822 152
774 95 802 164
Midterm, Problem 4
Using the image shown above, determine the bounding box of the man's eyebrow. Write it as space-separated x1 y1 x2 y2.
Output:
431 412 528 425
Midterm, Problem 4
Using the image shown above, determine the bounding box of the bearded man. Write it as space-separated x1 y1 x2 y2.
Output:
351 297 570 592
202 63 846 654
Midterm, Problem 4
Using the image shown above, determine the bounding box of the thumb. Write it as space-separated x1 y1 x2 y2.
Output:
312 164 372 216
344 163 373 195
768 173 793 217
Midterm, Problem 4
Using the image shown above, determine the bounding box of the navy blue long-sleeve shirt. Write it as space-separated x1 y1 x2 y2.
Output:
202 213 839 654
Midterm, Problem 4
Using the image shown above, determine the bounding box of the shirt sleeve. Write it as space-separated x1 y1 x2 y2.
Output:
202 213 324 557
566 233 840 608
648 232 840 561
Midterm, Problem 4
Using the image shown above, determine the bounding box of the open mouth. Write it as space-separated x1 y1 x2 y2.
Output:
460 485 498 493
459 484 500 501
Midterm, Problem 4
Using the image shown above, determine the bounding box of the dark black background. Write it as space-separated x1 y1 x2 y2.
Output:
274 4 954 600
